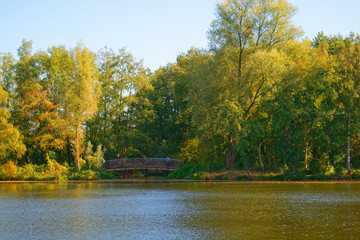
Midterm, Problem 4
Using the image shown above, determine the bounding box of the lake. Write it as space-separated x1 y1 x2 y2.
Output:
0 181 359 239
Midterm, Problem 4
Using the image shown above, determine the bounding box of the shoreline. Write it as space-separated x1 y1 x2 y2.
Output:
1 178 360 184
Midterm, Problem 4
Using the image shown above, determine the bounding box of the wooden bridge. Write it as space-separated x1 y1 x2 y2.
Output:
104 158 182 172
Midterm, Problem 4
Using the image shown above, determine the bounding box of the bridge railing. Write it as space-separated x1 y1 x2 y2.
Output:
104 158 182 170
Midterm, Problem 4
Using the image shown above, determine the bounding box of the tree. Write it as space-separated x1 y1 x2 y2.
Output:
202 0 302 172
0 82 26 163
208 0 301 75
48 44 100 172
146 48 202 158
9 40 67 165
86 47 153 159
330 34 360 173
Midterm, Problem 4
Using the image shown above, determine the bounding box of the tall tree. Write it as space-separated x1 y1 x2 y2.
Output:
204 0 302 170
86 47 152 159
10 40 65 164
0 75 26 163
330 34 360 173
147 48 202 158
48 44 100 172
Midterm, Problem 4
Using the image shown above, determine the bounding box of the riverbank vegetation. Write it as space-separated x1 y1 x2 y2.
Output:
2 0 360 181
167 165 360 181
0 159 118 181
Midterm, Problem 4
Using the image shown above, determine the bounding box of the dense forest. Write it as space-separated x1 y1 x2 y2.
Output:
1 0 360 179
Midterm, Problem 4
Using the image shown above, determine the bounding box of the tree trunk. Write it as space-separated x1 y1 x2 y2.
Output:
72 125 84 173
226 146 236 169
347 117 351 173
74 130 81 173
291 162 298 174
284 161 288 170
66 138 72 165
243 158 253 180
226 135 236 169
326 150 331 171
305 141 309 169
259 140 265 173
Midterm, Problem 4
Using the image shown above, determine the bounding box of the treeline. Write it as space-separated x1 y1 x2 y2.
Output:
1 0 360 178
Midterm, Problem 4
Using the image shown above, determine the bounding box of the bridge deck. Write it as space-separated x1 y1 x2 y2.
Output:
104 158 182 171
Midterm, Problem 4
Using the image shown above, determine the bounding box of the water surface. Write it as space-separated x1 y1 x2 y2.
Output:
0 182 359 239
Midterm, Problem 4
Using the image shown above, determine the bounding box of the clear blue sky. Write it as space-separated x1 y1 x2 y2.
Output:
1 0 360 71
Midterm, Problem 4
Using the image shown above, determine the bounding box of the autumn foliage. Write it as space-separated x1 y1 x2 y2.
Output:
1 0 360 181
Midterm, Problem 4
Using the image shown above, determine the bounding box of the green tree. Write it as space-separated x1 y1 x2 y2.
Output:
258 39 339 174
146 48 202 158
330 34 360 173
204 0 302 172
86 47 153 159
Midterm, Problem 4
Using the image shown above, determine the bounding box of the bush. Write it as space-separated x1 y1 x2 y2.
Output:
0 159 118 181
334 164 345 176
0 161 18 180
255 172 277 181
99 171 119 179
307 174 331 181
214 175 222 180
236 175 248 181
78 170 100 180
15 158 70 181
191 172 206 180
167 164 205 179
351 169 360 179
68 170 99 180
325 165 335 176
69 173 81 180
84 142 105 171
283 173 307 181
44 158 70 180
17 163 37 180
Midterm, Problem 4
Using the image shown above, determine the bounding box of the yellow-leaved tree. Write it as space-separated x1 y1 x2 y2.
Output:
0 83 26 163
48 43 100 172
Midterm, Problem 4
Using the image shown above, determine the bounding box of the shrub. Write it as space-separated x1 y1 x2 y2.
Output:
325 165 336 176
17 163 37 180
84 142 105 171
254 172 277 181
214 175 223 180
255 175 267 181
16 158 71 181
79 170 100 180
334 164 345 176
307 174 330 181
167 164 205 179
99 171 119 179
68 170 99 180
0 161 18 180
236 175 248 181
352 169 360 179
191 172 207 180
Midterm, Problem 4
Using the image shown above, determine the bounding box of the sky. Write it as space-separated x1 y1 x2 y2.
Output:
1 0 360 71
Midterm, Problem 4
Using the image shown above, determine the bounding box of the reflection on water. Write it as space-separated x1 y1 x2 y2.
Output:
0 182 360 239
